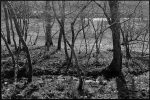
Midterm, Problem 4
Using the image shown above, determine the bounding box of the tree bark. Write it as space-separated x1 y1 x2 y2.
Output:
8 9 17 51
6 1 32 83
3 3 11 44
109 1 129 99
81 16 88 54
24 1 29 42
45 1 53 51
57 28 63 50
1 31 16 82
61 17 69 60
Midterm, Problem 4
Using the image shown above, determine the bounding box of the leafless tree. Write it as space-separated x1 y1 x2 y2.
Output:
52 1 69 59
8 5 17 50
5 1 32 83
68 1 92 95
95 1 129 98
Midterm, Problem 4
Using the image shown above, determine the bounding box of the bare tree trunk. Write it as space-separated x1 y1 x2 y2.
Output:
24 1 29 41
52 1 70 74
57 29 63 50
108 1 129 99
95 29 99 65
125 33 131 59
33 24 40 45
45 1 53 51
1 31 16 82
61 1 70 72
6 1 32 83
23 19 28 41
141 31 147 56
126 43 131 59
80 16 88 54
121 23 131 59
8 9 17 51
65 21 77 73
3 3 11 44
60 2 69 60
65 38 84 95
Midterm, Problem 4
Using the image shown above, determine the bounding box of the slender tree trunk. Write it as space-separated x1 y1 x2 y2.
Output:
125 33 131 59
57 29 63 50
61 23 70 73
3 3 11 44
45 1 53 51
61 1 70 72
64 22 75 72
81 17 88 54
69 22 75 64
61 23 69 60
24 1 29 42
121 23 131 59
24 19 28 41
95 30 99 64
1 31 16 82
33 24 40 45
108 1 129 99
8 9 17 51
141 31 147 56
6 1 32 83
65 38 84 95
126 44 131 59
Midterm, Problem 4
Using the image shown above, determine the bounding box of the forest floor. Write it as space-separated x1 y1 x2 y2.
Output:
1 45 149 99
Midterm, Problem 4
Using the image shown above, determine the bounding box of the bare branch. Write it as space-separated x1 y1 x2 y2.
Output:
94 1 111 24
72 1 92 25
